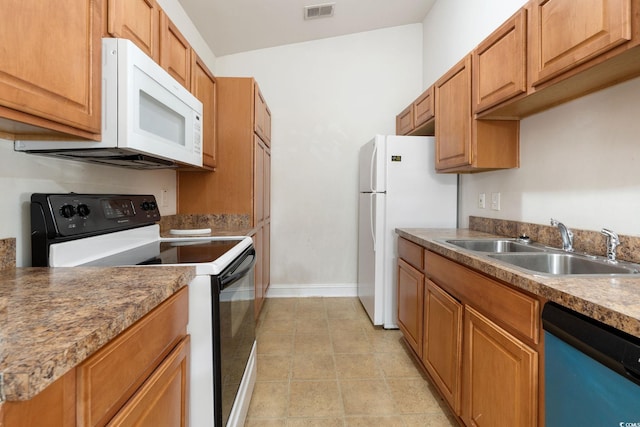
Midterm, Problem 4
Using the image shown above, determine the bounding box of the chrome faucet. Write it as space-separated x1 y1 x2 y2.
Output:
550 218 574 252
601 228 620 263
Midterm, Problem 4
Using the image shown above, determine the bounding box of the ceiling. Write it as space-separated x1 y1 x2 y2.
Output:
177 0 437 57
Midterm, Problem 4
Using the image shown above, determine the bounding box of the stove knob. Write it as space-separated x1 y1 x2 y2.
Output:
141 201 151 211
77 204 91 217
148 201 158 210
59 204 76 218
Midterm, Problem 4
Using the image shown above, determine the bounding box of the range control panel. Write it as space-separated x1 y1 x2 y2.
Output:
31 193 160 238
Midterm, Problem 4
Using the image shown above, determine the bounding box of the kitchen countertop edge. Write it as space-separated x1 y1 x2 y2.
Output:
397 228 640 339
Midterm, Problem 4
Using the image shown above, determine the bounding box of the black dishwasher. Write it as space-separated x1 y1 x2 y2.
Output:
542 302 640 426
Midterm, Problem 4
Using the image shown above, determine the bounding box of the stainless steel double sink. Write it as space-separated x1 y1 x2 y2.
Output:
442 239 640 276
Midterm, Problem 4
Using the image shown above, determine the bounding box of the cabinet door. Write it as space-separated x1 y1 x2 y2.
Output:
423 280 462 415
107 0 159 61
254 85 271 146
191 53 217 169
264 148 271 220
435 55 472 170
253 228 265 319
0 0 101 137
264 221 271 296
159 10 191 89
530 0 632 86
462 307 538 427
107 336 190 427
253 136 266 225
414 86 435 128
473 8 527 113
396 104 414 135
397 258 424 358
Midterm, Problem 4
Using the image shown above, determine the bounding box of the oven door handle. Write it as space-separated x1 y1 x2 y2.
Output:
219 247 257 289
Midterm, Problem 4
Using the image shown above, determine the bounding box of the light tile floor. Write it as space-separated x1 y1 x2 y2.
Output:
245 297 458 426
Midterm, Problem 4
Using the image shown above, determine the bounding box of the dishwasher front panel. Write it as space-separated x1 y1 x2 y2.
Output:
543 302 640 426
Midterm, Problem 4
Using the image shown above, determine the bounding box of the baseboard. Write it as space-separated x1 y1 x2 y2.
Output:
265 283 358 298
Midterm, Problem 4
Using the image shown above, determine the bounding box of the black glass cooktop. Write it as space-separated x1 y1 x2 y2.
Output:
147 239 245 264
81 239 245 266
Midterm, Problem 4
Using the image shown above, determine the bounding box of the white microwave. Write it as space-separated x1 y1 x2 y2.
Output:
15 38 203 169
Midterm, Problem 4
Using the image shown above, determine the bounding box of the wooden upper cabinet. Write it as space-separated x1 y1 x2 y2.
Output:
396 104 414 135
254 85 271 146
435 56 472 170
396 87 436 136
530 0 632 86
414 86 435 128
191 53 217 169
0 0 101 140
106 0 159 61
159 10 192 89
473 8 527 113
435 55 519 173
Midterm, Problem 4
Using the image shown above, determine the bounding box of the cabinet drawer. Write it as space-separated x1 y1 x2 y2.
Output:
398 237 424 271
107 336 190 427
77 287 189 426
425 251 540 345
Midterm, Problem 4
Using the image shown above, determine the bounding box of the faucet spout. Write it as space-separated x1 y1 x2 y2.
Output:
550 218 574 252
601 228 620 263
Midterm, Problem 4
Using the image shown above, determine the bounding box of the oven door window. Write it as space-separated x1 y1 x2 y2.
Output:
216 247 256 426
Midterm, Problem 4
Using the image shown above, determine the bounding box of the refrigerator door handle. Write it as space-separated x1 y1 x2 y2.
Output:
370 194 377 251
370 140 377 192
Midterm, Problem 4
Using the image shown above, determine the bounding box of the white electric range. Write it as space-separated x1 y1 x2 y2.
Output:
30 193 256 427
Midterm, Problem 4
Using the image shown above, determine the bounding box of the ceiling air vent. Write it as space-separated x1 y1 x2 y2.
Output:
304 3 335 20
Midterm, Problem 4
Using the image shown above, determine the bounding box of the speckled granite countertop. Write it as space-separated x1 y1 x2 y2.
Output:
397 228 640 339
0 266 195 402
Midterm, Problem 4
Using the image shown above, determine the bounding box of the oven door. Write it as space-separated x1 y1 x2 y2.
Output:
212 245 256 427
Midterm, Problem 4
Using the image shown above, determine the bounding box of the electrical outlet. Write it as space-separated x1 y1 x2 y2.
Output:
491 192 501 210
478 193 486 209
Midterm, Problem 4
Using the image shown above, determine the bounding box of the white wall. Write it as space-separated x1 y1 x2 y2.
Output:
215 25 424 289
423 0 640 236
0 0 214 267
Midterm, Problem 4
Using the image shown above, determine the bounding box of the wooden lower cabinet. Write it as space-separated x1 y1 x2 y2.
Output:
0 288 189 427
397 258 425 357
0 370 77 427
396 241 542 426
462 307 538 427
107 336 190 427
423 280 463 415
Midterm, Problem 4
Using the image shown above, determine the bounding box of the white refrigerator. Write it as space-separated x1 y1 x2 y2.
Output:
358 135 457 328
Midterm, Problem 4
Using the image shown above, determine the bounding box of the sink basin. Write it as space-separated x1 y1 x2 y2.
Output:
488 253 640 275
446 239 545 253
